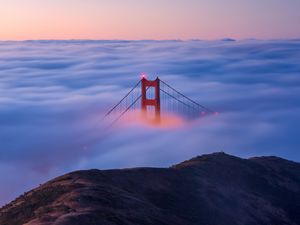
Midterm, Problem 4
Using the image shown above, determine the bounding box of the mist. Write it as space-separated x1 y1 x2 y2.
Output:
0 39 300 206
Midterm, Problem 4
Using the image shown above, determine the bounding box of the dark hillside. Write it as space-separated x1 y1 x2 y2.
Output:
1 152 300 225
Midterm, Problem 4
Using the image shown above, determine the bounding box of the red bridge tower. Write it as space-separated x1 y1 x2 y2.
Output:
141 77 161 123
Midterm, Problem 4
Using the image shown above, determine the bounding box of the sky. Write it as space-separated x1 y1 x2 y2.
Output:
0 39 300 206
0 0 300 40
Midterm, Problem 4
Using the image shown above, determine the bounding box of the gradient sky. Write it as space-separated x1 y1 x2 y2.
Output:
0 0 300 40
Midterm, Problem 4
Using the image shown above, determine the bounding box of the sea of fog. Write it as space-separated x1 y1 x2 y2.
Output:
0 39 300 205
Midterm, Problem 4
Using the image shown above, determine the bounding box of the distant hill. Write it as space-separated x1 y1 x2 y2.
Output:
1 152 300 225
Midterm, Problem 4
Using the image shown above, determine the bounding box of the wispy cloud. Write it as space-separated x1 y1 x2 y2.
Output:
0 39 300 206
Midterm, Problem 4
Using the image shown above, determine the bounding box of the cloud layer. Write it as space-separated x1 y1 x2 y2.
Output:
0 39 300 205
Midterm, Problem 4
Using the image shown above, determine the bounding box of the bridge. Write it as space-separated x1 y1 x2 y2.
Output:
103 75 218 126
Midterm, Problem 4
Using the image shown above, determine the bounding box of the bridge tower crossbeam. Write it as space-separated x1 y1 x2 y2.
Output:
141 77 161 123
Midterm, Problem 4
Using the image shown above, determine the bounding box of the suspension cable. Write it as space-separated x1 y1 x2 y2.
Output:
109 95 142 127
160 79 214 113
160 88 197 111
103 80 141 119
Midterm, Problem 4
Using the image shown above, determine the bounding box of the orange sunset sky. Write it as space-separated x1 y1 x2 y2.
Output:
0 0 300 40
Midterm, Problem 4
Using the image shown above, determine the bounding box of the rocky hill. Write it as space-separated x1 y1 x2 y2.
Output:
1 152 300 225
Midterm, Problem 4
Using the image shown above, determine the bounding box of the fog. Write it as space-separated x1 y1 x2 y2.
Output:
0 39 300 205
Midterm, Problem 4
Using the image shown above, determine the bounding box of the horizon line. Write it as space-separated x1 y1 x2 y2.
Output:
1 38 300 42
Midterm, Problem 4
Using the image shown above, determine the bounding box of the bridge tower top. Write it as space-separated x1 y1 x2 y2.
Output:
141 77 161 123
